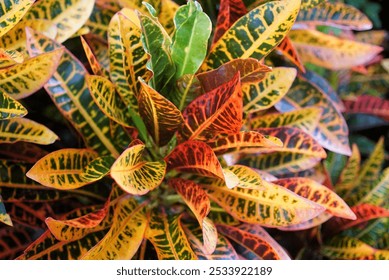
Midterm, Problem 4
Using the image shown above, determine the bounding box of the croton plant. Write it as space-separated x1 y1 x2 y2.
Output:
0 0 388 260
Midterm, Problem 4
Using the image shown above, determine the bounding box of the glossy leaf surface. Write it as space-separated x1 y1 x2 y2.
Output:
0 92 27 120
0 0 34 37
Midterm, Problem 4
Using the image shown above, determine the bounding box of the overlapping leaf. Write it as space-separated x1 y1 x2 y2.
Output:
158 0 179 34
343 95 389 121
26 149 100 190
81 37 108 77
203 181 324 227
289 29 383 70
110 142 166 195
26 0 95 43
138 80 183 146
296 2 372 31
274 177 355 220
26 28 129 157
275 36 305 72
0 118 58 145
335 144 361 194
300 0 325 10
0 0 34 37
0 225 36 259
242 67 297 113
145 209 197 260
179 72 242 141
276 77 351 155
82 197 148 260
277 212 333 231
85 5 115 41
0 92 27 120
0 48 23 67
0 142 48 163
0 49 63 100
0 195 12 226
201 0 301 71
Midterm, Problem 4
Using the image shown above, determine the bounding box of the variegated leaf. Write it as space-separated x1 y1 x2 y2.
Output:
203 181 325 227
197 58 271 93
201 0 301 71
85 35 110 71
0 224 36 259
165 140 224 180
179 72 242 141
0 118 58 145
26 149 99 190
26 0 95 43
275 36 305 72
82 197 148 260
208 202 240 226
237 223 291 259
300 0 325 10
146 209 197 260
0 142 48 163
158 0 179 34
343 95 389 121
250 107 322 135
138 80 183 146
335 144 361 194
223 165 272 190
359 167 389 207
0 92 27 120
110 142 166 195
217 224 287 260
85 5 115 41
276 77 351 156
274 177 355 220
239 152 321 176
108 10 151 110
0 195 12 226
296 2 372 31
81 37 108 77
26 28 129 157
0 49 63 100
209 131 282 155
242 67 297 113
0 0 34 37
118 0 161 15
289 29 383 70
277 212 333 231
86 75 132 127
182 221 238 260
0 48 23 68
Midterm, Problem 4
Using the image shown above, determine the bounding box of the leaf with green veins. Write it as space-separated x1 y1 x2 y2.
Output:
171 0 211 79
0 92 27 120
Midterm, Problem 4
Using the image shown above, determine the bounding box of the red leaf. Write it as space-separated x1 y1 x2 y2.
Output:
343 95 389 121
212 0 248 45
179 72 243 141
276 36 306 73
165 140 224 179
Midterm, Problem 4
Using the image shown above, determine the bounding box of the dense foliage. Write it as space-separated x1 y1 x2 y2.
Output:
0 0 388 260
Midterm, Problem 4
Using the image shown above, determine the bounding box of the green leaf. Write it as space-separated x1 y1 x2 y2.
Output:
110 141 166 195
0 92 27 120
201 0 301 71
85 5 115 41
0 118 58 145
145 209 197 260
139 12 176 94
171 0 211 79
82 196 148 260
26 0 95 43
0 0 34 37
300 0 325 10
335 144 361 195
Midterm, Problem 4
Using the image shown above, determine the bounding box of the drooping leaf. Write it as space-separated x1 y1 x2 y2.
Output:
0 118 58 145
26 149 99 190
138 80 183 146
250 107 322 135
276 77 351 156
217 224 287 260
0 0 34 37
240 152 322 176
179 72 242 141
182 221 239 260
208 131 283 155
203 181 325 227
201 0 301 71
171 0 211 79
145 209 197 260
139 12 175 94
212 0 248 46
165 140 224 180
343 95 389 121
237 223 291 259
242 67 297 113
274 177 355 220
254 127 327 158
197 58 271 93
82 197 148 260
0 92 27 120
296 2 372 31
275 36 305 72
26 0 95 43
26 28 129 157
0 195 12 226
289 29 383 70
0 49 63 100
108 10 151 110
86 75 132 127
110 142 166 195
